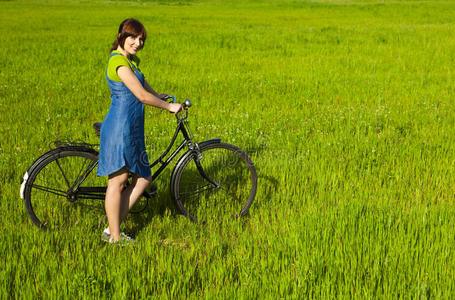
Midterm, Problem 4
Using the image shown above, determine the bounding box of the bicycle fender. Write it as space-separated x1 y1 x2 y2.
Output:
198 138 221 145
20 146 98 199
169 138 221 197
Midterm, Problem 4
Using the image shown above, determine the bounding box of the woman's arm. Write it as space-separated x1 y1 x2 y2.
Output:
117 66 182 113
144 81 170 101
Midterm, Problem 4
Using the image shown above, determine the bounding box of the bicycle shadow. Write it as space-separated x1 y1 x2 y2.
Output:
125 175 176 235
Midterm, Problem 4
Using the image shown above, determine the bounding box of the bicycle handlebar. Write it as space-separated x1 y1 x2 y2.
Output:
162 95 192 110
161 95 192 121
161 95 176 103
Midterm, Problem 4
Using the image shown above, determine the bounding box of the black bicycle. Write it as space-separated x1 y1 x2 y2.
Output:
20 97 257 230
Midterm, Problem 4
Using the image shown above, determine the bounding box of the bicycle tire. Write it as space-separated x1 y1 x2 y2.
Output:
170 142 257 223
22 147 103 230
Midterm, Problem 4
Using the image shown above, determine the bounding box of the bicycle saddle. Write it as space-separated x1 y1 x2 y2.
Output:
93 122 102 138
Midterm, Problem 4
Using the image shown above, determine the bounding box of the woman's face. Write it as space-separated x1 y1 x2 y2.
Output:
123 35 144 56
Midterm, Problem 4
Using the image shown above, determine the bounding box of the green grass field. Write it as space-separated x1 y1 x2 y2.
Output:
1 0 455 297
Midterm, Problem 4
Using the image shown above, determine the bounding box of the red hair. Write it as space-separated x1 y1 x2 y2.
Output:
110 18 147 52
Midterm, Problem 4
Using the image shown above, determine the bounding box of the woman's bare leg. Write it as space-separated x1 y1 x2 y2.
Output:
105 171 153 241
118 175 152 223
105 168 129 241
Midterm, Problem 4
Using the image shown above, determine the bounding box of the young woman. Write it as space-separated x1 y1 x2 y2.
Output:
97 18 183 243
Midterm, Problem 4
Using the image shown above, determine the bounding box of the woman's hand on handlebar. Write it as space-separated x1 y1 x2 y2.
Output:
168 103 184 114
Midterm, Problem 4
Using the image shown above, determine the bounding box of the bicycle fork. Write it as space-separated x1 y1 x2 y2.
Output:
192 151 220 189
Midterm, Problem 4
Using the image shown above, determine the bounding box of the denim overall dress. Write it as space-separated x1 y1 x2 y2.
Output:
97 52 151 178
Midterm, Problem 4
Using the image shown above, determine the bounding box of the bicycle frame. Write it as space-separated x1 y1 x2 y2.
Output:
148 114 196 182
21 99 221 210
74 111 201 200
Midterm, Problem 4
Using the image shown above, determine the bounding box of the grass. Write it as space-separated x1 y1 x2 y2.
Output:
1 0 455 297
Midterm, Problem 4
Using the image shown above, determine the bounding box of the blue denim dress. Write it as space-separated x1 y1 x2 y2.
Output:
97 52 151 178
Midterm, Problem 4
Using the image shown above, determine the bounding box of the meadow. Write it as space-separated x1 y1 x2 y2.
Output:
1 0 455 297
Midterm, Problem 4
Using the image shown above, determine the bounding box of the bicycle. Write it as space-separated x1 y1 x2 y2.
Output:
19 97 258 230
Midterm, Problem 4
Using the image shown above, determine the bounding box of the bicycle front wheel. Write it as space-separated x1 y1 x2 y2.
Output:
171 142 257 223
22 147 104 230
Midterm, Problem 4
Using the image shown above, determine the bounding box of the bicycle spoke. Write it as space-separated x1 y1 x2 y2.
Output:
178 183 216 200
55 158 71 189
69 155 93 190
29 183 67 197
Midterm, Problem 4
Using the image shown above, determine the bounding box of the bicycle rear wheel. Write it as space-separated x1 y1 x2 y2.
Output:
22 147 104 230
171 142 257 223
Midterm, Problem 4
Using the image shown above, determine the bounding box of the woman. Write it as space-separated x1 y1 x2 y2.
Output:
97 18 183 243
